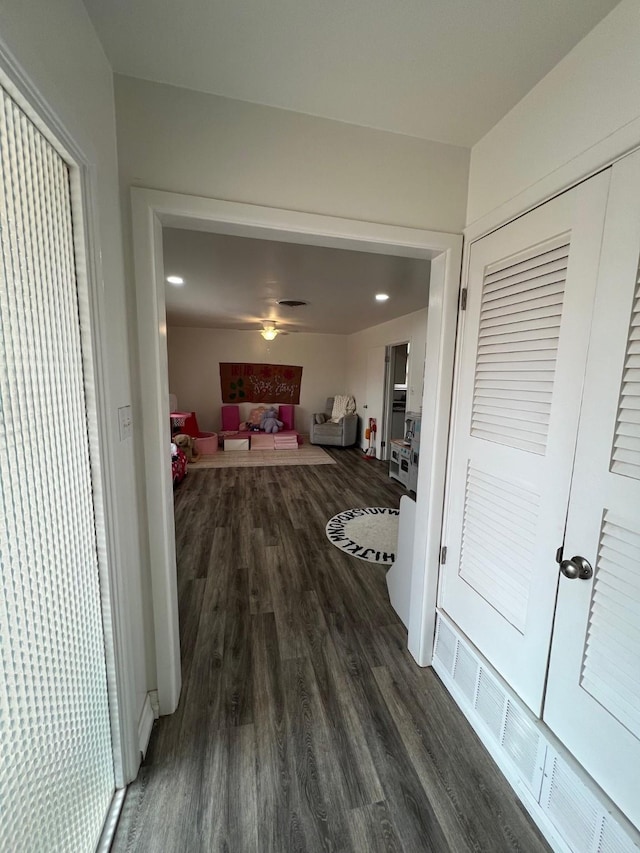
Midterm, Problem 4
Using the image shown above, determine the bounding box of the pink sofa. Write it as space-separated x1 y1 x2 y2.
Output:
220 404 301 444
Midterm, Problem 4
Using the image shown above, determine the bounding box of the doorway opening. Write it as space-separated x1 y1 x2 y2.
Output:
381 342 409 460
132 189 462 713
161 227 431 448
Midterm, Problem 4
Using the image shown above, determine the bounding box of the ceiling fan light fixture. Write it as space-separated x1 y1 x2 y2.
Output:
261 323 279 341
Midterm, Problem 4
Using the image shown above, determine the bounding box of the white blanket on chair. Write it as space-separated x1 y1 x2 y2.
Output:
330 395 356 423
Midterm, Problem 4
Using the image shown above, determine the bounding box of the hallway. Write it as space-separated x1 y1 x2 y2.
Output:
113 449 548 852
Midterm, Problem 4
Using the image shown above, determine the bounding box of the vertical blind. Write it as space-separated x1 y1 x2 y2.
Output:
0 88 114 849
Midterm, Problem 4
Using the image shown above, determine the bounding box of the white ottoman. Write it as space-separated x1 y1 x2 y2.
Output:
224 438 250 451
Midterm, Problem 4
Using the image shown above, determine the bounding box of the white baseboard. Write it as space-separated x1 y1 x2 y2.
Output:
96 787 126 853
148 689 160 718
137 693 156 758
432 611 640 853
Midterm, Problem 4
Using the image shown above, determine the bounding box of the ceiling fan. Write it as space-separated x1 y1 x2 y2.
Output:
260 321 298 339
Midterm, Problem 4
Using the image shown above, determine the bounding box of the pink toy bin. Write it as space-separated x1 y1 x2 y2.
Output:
179 411 218 454
194 433 218 455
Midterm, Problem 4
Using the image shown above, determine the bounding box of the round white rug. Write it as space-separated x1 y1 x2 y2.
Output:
325 507 399 565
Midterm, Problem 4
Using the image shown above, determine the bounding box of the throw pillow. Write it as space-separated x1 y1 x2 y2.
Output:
315 413 327 424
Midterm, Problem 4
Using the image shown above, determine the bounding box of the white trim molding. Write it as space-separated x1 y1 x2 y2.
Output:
137 693 156 758
149 690 160 718
96 788 127 853
131 188 463 708
408 248 462 665
465 120 640 247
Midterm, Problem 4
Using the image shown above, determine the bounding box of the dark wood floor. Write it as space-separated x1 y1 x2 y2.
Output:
113 448 549 852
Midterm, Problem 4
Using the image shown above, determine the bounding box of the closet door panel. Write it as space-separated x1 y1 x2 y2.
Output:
544 150 640 830
440 172 611 715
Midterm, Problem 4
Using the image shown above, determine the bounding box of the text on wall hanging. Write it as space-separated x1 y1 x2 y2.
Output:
219 362 303 404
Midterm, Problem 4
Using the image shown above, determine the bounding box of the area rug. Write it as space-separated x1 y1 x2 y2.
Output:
325 507 399 565
189 444 335 469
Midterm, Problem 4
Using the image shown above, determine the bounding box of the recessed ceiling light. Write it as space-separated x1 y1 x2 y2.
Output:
375 293 390 302
166 275 184 286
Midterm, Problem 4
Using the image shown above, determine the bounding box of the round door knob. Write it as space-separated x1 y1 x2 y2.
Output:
560 555 593 580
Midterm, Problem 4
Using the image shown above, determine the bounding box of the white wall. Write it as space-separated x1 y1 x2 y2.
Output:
347 308 428 448
167 328 348 434
467 0 640 226
115 75 469 235
0 1 150 767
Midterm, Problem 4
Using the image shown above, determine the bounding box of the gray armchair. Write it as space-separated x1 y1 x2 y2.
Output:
309 397 358 447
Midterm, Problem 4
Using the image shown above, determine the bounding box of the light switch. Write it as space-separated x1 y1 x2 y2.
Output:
118 405 132 441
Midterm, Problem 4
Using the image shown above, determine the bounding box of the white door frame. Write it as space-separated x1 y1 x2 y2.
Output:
132 188 463 711
381 344 394 461
0 42 139 786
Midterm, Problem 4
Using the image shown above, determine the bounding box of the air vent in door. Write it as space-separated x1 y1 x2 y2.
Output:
596 815 640 853
581 510 640 739
433 617 456 675
542 753 601 852
611 272 640 480
475 667 505 740
501 699 539 785
472 235 570 455
459 464 540 631
432 613 544 796
452 641 478 705
433 614 640 852
540 749 640 853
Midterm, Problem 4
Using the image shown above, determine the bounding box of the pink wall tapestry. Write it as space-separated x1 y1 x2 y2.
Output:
220 362 303 404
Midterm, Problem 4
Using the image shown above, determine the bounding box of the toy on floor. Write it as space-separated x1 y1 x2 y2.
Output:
261 406 284 434
173 432 200 462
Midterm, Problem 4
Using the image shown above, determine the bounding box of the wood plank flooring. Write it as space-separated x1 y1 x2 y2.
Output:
112 448 550 852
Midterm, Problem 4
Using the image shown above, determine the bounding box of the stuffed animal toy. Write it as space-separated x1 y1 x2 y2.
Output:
260 406 283 434
173 433 199 462
240 406 266 432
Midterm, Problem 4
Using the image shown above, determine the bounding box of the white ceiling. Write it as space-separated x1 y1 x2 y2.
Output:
83 0 618 147
163 228 430 334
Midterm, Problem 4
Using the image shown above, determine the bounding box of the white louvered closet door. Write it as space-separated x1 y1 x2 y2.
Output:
440 172 611 715
0 90 115 849
544 150 640 830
